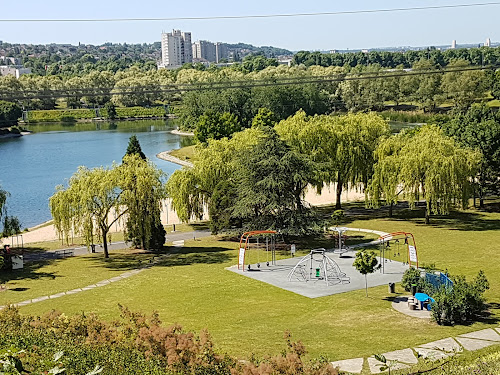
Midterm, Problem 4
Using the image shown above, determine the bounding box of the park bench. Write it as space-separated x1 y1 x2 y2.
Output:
54 249 74 258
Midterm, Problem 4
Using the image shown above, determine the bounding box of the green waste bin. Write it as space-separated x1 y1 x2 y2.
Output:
315 268 320 278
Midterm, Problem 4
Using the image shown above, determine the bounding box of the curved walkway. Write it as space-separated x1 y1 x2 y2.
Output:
331 327 500 374
156 150 193 167
171 129 194 136
329 227 391 250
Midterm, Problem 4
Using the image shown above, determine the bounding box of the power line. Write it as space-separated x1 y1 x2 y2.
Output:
0 65 496 101
1 2 500 22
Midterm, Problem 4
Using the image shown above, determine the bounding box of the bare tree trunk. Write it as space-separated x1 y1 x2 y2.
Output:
102 227 109 258
389 202 393 218
425 200 431 225
365 274 368 297
336 177 343 210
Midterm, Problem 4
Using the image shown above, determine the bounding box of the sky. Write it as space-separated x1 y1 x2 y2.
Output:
0 1 498 51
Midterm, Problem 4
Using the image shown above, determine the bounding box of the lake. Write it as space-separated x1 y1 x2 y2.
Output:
0 119 418 230
0 120 191 228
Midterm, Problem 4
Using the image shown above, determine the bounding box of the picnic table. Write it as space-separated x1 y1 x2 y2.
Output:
415 293 435 310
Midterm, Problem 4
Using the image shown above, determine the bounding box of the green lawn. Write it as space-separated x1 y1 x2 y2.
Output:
0 251 154 306
169 145 198 163
4 203 500 362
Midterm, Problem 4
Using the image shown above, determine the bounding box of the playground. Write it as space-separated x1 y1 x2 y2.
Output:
1 204 499 363
228 228 412 298
228 254 407 298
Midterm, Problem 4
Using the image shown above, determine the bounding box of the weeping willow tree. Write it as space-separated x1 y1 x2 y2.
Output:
166 127 265 224
50 155 166 257
0 186 8 222
275 110 390 209
121 155 166 250
368 125 481 224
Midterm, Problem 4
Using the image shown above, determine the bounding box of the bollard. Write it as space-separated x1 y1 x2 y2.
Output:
388 282 395 293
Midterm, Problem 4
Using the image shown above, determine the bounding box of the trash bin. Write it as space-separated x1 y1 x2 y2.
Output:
388 282 395 293
411 284 417 296
91 244 96 253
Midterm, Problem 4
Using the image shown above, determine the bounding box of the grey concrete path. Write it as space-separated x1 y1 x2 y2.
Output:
0 230 211 311
0 252 175 311
227 254 407 298
21 230 211 263
391 296 431 319
332 328 500 374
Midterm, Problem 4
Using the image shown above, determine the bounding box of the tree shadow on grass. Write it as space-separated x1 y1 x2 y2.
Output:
83 245 232 270
82 252 159 271
156 245 232 267
0 258 59 285
325 201 500 232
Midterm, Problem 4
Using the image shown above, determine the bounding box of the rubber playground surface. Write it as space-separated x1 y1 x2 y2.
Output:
227 252 408 298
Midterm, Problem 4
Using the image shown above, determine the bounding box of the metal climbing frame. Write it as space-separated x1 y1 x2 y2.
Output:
287 248 350 285
378 232 418 269
328 226 350 254
238 230 277 271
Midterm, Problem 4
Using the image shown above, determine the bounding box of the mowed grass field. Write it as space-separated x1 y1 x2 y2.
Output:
2 203 499 361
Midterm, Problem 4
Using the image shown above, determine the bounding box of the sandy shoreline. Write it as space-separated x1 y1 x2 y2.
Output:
156 150 194 167
171 129 194 136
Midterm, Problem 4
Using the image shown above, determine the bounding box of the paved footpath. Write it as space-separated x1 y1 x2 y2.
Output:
0 230 211 311
22 230 211 262
6 228 500 373
332 327 500 373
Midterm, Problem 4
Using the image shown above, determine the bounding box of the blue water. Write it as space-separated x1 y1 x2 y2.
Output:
0 120 190 228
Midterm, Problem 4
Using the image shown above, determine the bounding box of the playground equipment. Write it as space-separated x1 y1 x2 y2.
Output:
329 226 350 255
287 248 350 285
378 232 418 272
238 230 277 271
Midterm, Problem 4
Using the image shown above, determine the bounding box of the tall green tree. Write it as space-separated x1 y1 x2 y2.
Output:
50 155 166 257
440 60 486 111
124 135 146 161
0 100 22 127
369 125 481 224
442 104 500 207
276 111 389 209
167 128 264 224
231 127 316 234
353 251 380 297
0 186 7 221
194 111 241 143
122 155 166 250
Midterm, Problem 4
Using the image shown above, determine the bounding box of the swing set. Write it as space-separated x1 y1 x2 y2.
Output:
238 230 278 271
378 232 418 271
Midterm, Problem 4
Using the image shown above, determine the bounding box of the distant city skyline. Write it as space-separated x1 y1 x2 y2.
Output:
0 0 499 51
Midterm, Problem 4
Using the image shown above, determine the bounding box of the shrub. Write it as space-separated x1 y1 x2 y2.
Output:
431 270 489 325
0 100 22 127
0 305 336 375
401 267 422 292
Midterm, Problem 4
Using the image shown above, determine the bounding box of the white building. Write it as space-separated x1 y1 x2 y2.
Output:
451 40 457 49
485 38 491 47
161 30 193 68
0 65 31 78
192 40 216 62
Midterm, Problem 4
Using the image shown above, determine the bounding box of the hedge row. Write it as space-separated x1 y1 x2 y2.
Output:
26 106 167 123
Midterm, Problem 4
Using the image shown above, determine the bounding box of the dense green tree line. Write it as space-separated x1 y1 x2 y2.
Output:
293 46 500 69
168 110 484 233
0 61 497 119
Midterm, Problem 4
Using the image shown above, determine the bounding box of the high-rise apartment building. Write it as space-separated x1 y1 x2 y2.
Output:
485 38 491 47
215 42 228 63
161 30 193 68
192 40 217 62
451 40 457 49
